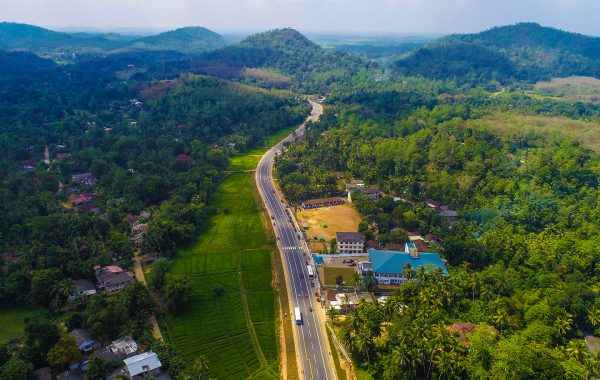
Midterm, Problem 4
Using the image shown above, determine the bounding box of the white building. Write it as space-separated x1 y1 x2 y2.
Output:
336 232 365 254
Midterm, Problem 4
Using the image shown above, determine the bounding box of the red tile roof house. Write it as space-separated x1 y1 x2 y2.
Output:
56 152 72 160
448 322 477 344
94 265 134 292
68 193 93 206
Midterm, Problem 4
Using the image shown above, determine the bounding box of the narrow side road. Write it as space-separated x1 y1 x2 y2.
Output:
133 256 163 340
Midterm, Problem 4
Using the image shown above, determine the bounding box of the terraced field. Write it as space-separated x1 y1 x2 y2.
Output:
165 171 279 379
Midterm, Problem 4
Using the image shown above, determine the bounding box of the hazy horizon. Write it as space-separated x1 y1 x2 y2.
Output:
2 0 600 37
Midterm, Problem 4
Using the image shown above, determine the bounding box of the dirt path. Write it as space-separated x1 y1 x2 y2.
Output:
133 256 163 340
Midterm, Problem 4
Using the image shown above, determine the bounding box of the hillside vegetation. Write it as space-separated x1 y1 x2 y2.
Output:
532 76 600 103
0 22 227 56
466 111 600 153
395 23 600 85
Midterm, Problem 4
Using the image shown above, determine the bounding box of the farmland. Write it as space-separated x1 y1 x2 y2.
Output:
163 123 303 379
164 172 279 379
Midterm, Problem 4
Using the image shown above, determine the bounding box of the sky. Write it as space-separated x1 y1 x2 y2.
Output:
2 0 600 36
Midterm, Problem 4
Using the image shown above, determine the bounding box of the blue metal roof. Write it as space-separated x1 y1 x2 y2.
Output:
367 249 448 275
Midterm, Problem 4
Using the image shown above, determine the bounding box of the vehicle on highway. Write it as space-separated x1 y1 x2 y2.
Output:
311 281 315 287
294 306 303 325
299 273 304 279
309 307 313 312
307 265 314 278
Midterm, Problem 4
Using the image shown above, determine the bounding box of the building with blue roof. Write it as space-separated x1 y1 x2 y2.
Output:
360 243 448 285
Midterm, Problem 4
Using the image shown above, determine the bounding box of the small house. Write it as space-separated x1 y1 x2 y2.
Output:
69 329 100 353
94 265 134 292
69 279 97 301
124 351 162 379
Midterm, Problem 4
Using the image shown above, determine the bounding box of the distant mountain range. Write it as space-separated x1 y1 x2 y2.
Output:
0 22 227 56
394 23 600 84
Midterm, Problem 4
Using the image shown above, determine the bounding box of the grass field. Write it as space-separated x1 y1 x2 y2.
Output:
320 266 359 287
530 76 600 103
467 111 600 153
0 308 39 341
296 204 361 242
228 126 298 173
165 172 279 379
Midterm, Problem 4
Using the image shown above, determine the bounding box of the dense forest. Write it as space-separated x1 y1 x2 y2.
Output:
276 71 600 378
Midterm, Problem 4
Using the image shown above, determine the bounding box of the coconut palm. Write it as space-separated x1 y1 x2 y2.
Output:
588 307 600 328
565 340 587 361
555 314 573 337
352 271 362 293
192 355 209 380
364 270 376 291
492 309 510 334
403 262 415 281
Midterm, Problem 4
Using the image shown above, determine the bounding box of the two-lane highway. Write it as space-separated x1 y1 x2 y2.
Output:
255 100 336 380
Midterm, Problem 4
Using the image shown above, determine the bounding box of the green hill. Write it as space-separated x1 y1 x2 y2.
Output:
196 28 365 91
125 26 226 54
0 22 126 53
0 23 226 56
394 22 600 85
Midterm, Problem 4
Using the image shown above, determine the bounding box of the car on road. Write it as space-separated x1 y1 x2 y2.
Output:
311 281 315 287
309 307 313 312
299 273 304 279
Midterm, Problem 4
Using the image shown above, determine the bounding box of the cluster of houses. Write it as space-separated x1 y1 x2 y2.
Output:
53 331 167 380
125 211 151 248
72 172 98 186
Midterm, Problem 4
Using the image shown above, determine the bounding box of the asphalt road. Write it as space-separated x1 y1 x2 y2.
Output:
255 100 336 380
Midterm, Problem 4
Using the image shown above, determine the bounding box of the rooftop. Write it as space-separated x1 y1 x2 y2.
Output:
336 232 365 242
367 248 448 276
124 351 162 377
302 197 345 206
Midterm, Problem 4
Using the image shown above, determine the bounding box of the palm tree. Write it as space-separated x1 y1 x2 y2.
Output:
555 314 573 337
588 307 600 328
403 263 414 281
364 270 376 291
54 278 75 305
417 266 427 284
352 271 362 293
327 307 338 324
492 309 509 334
468 274 479 302
192 355 209 380
342 294 350 313
565 340 587 361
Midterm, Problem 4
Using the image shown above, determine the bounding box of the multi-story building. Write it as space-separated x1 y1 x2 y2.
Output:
336 232 365 254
